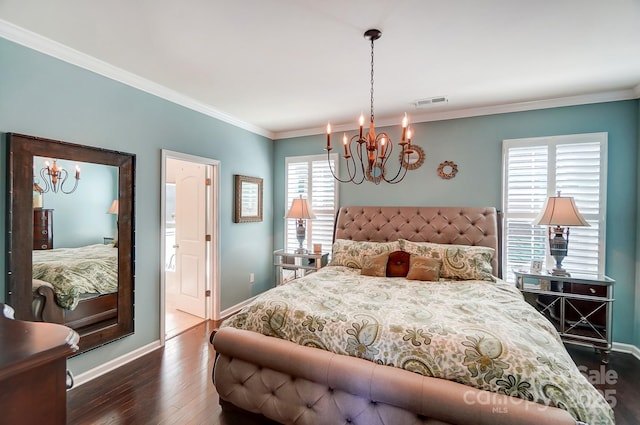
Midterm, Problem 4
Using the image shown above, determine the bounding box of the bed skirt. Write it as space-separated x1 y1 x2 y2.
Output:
212 327 578 425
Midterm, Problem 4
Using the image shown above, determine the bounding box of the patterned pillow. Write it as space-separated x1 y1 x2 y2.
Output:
329 239 401 269
399 239 495 281
406 255 441 281
360 253 389 277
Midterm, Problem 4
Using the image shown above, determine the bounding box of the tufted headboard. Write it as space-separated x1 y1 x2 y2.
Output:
334 206 502 278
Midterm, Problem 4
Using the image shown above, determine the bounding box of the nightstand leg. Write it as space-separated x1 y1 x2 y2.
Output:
599 348 610 364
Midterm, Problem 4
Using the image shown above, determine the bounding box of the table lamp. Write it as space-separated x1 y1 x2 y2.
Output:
533 192 589 276
286 195 316 253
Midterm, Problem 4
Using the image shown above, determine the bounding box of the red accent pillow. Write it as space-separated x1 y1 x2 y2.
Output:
386 250 411 277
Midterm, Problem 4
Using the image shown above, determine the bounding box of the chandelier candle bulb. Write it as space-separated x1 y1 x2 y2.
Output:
342 133 350 157
75 165 80 179
401 114 408 142
326 123 331 150
359 113 364 139
380 137 386 158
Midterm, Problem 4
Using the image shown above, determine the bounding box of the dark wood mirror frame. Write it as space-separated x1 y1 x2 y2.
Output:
5 133 135 354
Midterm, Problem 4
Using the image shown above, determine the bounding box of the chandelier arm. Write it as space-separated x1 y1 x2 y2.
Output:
345 146 367 185
327 148 354 183
374 132 408 184
60 171 80 194
355 140 368 183
39 167 52 193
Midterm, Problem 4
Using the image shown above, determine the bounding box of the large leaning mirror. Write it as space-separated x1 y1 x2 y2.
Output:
6 133 135 354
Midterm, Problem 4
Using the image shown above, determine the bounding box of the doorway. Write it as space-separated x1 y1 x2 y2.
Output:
161 150 220 343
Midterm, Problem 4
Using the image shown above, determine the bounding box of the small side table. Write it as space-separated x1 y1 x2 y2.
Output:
103 237 115 245
513 270 615 363
273 249 329 286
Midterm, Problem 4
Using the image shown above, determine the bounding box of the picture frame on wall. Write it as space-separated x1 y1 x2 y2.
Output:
234 174 263 223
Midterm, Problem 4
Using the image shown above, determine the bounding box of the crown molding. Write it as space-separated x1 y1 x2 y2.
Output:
0 19 274 139
275 88 640 140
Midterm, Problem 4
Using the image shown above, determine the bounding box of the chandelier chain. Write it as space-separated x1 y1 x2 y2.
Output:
370 36 375 123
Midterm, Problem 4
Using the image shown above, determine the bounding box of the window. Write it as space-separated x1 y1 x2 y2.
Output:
285 154 338 253
502 133 607 281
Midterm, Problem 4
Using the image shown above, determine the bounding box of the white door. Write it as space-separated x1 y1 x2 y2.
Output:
174 161 207 318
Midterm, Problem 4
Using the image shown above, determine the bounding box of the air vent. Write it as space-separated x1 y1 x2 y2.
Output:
414 96 448 108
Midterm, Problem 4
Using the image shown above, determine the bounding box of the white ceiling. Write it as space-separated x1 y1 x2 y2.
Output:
1 0 639 139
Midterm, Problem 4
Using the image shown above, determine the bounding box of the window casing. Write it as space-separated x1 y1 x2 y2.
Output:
285 154 338 253
502 133 607 281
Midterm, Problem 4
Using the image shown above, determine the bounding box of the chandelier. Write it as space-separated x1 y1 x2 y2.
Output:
325 29 415 184
34 159 81 194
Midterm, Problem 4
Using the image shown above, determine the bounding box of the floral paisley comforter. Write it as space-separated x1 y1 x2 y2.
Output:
32 244 118 310
222 266 614 425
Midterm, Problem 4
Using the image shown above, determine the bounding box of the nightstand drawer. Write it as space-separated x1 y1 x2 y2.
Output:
567 283 607 297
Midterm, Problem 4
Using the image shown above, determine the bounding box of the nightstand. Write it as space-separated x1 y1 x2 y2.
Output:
273 249 329 286
513 270 615 363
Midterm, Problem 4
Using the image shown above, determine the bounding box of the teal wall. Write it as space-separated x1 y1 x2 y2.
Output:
0 38 274 374
274 100 640 346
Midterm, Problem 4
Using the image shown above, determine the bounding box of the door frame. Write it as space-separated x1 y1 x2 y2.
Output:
160 149 220 346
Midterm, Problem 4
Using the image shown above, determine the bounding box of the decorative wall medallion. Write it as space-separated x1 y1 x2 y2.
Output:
399 145 425 170
366 162 386 184
437 161 458 179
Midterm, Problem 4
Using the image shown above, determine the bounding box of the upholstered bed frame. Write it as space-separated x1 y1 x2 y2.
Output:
211 206 578 425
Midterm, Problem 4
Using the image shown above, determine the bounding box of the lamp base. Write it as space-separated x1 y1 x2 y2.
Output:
551 267 571 277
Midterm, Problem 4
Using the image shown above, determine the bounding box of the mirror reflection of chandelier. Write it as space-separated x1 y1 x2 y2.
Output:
325 29 416 185
35 159 81 194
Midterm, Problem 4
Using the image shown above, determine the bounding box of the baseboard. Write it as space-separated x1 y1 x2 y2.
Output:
219 296 257 319
70 340 161 388
612 342 640 361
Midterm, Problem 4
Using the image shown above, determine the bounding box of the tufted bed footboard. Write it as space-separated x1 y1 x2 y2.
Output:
212 327 577 425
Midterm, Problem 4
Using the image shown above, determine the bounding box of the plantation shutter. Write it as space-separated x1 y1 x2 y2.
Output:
502 133 606 281
285 154 338 253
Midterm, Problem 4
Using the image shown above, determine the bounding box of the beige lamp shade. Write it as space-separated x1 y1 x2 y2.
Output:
107 199 119 215
533 195 589 226
286 197 316 219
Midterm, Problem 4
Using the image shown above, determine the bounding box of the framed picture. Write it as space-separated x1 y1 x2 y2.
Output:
530 259 543 274
234 175 263 223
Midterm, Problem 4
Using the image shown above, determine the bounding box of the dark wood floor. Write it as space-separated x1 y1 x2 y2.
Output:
68 321 640 425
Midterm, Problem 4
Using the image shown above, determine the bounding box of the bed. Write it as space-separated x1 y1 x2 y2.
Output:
211 206 614 425
31 243 118 332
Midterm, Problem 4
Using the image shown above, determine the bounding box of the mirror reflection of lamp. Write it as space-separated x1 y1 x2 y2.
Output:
107 200 119 246
533 191 589 276
286 195 316 253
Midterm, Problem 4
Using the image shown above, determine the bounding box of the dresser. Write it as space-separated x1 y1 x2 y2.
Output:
33 208 54 250
0 303 79 424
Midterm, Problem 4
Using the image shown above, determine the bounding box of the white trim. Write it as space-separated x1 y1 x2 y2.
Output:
612 342 640 362
219 296 258 319
275 89 639 140
0 19 273 139
160 150 221 345
70 341 161 388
